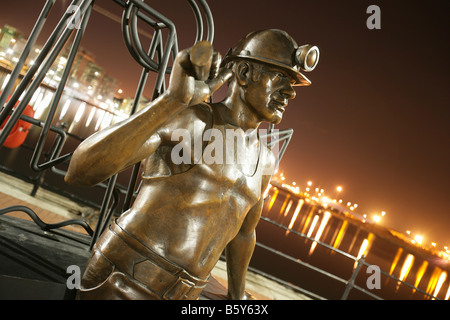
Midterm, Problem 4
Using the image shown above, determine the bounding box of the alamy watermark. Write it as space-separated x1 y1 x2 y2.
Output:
66 5 82 30
66 265 81 290
366 265 381 289
170 127 281 175
366 5 381 30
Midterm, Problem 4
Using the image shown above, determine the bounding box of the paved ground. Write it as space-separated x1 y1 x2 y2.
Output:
0 171 93 234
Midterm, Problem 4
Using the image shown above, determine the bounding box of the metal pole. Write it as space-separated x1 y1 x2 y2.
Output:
0 0 87 146
90 174 118 250
341 255 366 300
0 0 82 128
188 0 204 42
30 0 93 172
0 0 56 109
198 0 214 42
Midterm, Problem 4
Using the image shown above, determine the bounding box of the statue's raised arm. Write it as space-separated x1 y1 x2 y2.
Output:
65 41 232 187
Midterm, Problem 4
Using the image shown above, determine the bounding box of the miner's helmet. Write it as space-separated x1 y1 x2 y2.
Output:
222 29 319 86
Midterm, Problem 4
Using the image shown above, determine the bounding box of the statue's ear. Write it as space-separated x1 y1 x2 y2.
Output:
235 61 251 86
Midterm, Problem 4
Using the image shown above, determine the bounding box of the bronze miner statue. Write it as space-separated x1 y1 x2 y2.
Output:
65 29 319 300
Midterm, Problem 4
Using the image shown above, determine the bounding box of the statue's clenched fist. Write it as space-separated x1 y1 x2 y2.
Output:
166 41 233 106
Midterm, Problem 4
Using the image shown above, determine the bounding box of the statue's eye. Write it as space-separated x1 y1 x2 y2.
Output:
275 73 284 79
271 72 285 82
274 72 296 85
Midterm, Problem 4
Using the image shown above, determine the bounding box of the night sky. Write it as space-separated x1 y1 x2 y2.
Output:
1 0 449 246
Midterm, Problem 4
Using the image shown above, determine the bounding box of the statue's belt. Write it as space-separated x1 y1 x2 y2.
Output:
95 220 210 300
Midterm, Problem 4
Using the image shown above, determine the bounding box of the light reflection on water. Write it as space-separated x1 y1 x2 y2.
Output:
257 185 450 300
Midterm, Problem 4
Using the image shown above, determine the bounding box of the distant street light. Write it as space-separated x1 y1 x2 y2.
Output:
415 235 423 245
334 186 342 201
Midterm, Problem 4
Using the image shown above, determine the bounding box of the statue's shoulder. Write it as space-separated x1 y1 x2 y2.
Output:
178 102 213 132
159 102 213 141
188 102 213 124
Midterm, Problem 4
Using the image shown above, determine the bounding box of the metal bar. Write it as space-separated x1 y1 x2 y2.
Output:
275 130 293 169
260 216 382 299
0 0 89 146
365 260 438 299
256 241 349 286
256 234 382 300
188 0 204 42
260 214 442 300
121 0 178 72
0 0 56 109
90 174 118 250
128 0 176 29
197 0 214 42
129 5 161 70
341 255 365 300
99 187 120 236
121 4 158 71
247 265 326 300
152 34 173 96
260 215 358 261
19 114 71 171
0 205 93 236
0 0 83 131
122 163 140 213
30 1 93 172
128 0 177 84
147 29 163 64
260 128 293 148
153 34 176 94
260 128 293 174
116 0 161 28
352 283 383 300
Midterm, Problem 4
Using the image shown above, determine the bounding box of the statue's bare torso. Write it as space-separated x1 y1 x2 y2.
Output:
118 103 271 278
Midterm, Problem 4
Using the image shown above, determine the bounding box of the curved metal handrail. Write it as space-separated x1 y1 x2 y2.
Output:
0 205 94 236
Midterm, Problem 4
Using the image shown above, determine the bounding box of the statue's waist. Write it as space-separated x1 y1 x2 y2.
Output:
95 219 209 299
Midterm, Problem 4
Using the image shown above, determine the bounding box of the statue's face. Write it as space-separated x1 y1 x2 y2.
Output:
244 64 297 124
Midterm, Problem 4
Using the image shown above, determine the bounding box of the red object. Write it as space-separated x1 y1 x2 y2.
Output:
0 95 35 149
